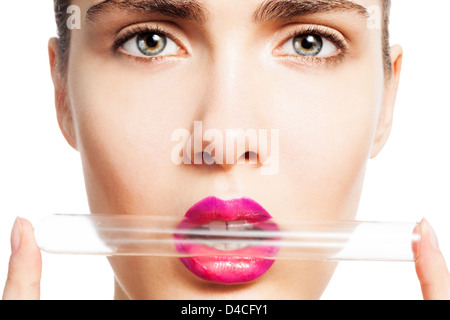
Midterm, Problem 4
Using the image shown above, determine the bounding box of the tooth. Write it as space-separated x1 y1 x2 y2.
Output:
225 243 242 251
218 243 228 251
208 242 226 250
208 221 227 231
227 220 248 231
201 241 246 251
196 220 254 251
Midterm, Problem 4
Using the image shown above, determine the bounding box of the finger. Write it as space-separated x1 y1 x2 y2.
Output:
415 219 450 300
2 217 42 300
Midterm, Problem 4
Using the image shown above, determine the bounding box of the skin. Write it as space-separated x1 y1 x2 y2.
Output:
3 0 450 299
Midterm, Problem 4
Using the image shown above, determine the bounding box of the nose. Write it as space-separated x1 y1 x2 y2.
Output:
181 40 273 172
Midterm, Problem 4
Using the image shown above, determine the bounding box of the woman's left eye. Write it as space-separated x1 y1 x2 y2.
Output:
280 33 339 58
121 32 180 57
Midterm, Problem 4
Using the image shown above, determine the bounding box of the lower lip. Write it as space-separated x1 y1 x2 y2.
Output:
174 198 279 284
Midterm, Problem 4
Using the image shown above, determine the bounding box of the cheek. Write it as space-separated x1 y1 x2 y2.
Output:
270 63 383 219
67 60 201 213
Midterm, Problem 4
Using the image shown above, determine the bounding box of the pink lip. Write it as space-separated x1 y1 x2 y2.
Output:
175 196 279 284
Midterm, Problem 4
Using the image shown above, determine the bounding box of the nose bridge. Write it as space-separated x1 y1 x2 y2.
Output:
204 37 254 119
190 32 270 168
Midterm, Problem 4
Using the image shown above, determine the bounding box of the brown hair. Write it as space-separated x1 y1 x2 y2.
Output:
53 0 392 76
381 0 392 77
54 0 71 71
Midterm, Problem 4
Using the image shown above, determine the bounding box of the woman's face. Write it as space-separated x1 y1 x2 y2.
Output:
50 0 401 299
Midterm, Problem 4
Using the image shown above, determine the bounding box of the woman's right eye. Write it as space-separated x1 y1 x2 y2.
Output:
121 32 180 58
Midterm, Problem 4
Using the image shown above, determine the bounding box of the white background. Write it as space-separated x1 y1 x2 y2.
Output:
0 1 449 300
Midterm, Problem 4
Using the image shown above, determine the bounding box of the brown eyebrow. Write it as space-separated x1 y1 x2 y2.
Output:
86 0 209 23
253 0 369 23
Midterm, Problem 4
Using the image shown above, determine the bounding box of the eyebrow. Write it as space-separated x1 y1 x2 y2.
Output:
253 0 369 23
86 0 209 23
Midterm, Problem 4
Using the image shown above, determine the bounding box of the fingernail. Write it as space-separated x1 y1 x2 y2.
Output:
11 217 22 254
423 219 439 250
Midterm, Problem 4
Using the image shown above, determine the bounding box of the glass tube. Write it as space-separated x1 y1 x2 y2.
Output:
35 214 421 262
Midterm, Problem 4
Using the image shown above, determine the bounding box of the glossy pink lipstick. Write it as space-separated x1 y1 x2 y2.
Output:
175 196 279 284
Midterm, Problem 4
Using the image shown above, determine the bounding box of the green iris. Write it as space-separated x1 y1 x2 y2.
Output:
293 34 323 57
137 33 167 56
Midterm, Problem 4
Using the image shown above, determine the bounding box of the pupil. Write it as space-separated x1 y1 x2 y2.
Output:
146 34 161 49
302 36 315 50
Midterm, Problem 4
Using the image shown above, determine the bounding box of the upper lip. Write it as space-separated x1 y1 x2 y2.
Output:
183 196 273 223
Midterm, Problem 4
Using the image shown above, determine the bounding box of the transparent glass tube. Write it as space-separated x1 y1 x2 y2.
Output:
35 214 421 262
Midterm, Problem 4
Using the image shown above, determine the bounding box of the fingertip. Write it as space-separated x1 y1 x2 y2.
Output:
415 218 450 300
15 217 42 265
9 217 42 269
18 218 39 246
422 219 439 250
10 217 22 254
3 217 42 300
414 219 439 262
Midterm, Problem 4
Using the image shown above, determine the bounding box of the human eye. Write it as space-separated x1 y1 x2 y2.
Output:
282 33 337 57
275 25 348 61
114 24 185 59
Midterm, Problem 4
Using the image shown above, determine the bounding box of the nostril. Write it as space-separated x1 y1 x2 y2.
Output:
194 151 258 166
202 151 215 165
242 151 258 164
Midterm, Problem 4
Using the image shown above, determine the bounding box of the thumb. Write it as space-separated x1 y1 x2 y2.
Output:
2 217 42 300
415 219 450 300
